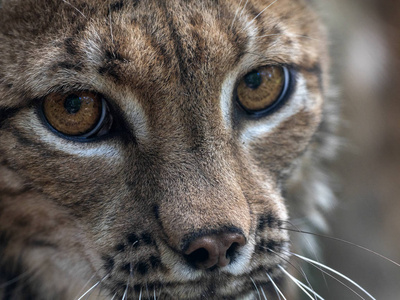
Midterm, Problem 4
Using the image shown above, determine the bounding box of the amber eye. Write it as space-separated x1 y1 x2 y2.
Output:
42 91 113 138
236 66 290 114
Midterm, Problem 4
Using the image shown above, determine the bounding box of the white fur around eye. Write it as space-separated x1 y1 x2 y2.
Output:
220 16 259 131
220 72 236 130
23 110 121 158
239 75 313 144
119 97 150 143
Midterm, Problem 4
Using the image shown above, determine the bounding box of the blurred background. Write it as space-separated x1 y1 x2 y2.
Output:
306 0 400 299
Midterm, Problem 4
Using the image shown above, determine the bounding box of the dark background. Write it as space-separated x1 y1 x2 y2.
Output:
308 1 400 299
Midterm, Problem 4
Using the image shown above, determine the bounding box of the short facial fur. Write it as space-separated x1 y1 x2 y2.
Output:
0 0 335 299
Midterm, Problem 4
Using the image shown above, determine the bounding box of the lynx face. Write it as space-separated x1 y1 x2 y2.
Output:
0 0 333 299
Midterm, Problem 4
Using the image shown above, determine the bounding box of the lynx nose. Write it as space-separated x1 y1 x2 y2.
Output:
184 232 246 269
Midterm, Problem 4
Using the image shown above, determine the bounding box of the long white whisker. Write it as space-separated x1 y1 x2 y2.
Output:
121 281 129 300
121 261 132 300
291 275 326 300
239 0 249 18
241 0 279 33
260 286 268 300
264 247 316 300
283 221 329 289
146 283 150 299
256 33 321 41
292 253 376 300
108 5 114 45
281 226 400 268
266 273 285 300
139 287 143 300
251 0 279 23
230 0 244 30
110 292 117 300
250 277 261 300
284 250 366 299
76 274 110 300
278 265 324 300
61 0 87 18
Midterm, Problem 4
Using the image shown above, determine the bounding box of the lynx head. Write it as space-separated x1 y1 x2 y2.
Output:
0 0 335 299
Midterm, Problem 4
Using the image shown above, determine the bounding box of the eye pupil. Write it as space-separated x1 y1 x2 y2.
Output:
244 71 262 89
64 94 82 114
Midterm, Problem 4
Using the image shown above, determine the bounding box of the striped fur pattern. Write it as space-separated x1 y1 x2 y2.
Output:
0 0 336 299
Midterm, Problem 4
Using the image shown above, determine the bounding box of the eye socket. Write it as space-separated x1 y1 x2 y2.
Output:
236 66 290 115
42 91 113 139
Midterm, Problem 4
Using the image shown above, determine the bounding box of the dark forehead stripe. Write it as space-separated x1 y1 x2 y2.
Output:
69 0 252 90
108 1 125 13
159 2 190 85
55 61 83 72
64 37 78 56
97 44 129 83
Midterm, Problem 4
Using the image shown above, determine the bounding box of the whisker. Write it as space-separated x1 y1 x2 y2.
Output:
283 220 328 288
265 247 317 300
153 286 157 300
240 0 279 33
288 273 325 300
157 282 164 299
250 0 279 24
139 287 143 300
146 283 150 299
74 274 97 300
292 252 376 300
230 0 244 30
260 286 268 300
239 0 250 18
256 33 321 41
284 249 366 300
61 0 87 18
278 265 324 300
97 279 105 299
121 280 129 300
266 273 286 300
250 277 262 300
108 5 114 45
280 226 400 268
110 292 117 300
76 274 109 300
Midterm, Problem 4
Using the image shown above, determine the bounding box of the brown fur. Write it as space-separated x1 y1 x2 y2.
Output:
0 0 335 299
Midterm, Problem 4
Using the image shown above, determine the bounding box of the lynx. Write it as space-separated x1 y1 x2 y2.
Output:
0 0 342 299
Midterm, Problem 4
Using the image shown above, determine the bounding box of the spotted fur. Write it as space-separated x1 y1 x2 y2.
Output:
0 0 336 299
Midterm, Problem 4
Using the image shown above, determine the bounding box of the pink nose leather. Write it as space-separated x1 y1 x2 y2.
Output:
184 232 246 269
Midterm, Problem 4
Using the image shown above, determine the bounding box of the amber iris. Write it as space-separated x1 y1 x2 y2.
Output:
237 66 285 113
43 92 102 136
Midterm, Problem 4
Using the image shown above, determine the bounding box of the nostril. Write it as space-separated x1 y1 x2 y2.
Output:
226 242 241 259
187 247 209 265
